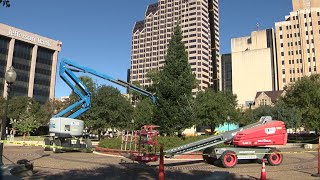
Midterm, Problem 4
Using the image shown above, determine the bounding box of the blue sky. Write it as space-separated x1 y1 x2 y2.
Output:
0 0 292 98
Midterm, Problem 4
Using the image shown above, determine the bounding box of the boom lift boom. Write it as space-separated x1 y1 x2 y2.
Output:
45 58 156 153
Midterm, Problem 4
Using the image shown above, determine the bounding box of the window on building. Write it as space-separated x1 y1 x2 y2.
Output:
259 99 267 106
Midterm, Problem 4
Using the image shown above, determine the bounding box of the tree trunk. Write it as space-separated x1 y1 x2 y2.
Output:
210 125 214 135
98 130 101 141
22 132 26 141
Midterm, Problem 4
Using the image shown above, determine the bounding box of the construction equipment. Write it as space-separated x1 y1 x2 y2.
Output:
121 125 160 163
165 116 287 168
44 58 156 153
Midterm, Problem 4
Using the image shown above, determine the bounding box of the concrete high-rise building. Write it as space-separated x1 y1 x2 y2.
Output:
129 0 220 93
275 0 320 90
231 29 277 107
0 23 61 103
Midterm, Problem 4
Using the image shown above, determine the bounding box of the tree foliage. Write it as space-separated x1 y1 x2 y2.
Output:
152 24 196 135
8 96 41 121
194 89 238 133
272 102 302 129
7 96 42 138
0 0 10 7
86 85 133 132
133 98 154 129
10 111 41 136
280 74 320 131
39 99 66 125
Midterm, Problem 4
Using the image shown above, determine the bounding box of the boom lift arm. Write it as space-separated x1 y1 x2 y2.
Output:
46 58 156 153
54 57 157 119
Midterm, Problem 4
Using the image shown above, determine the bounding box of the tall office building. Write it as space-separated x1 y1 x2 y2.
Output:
129 0 220 93
0 23 61 103
275 0 320 90
231 29 277 107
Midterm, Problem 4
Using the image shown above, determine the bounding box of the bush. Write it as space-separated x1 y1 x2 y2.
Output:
99 137 123 149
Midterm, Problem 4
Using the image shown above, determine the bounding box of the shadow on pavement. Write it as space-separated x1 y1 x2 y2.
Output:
30 163 214 180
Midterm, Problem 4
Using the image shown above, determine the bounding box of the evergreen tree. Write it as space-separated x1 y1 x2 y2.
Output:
153 24 196 135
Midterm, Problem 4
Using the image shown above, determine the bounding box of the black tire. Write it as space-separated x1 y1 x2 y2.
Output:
203 155 216 165
266 149 283 166
52 139 62 153
44 138 51 151
220 150 238 168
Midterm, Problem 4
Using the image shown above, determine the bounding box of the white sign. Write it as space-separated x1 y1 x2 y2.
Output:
265 127 276 134
8 29 52 47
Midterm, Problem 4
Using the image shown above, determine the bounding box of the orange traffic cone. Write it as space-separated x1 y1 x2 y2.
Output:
260 159 267 180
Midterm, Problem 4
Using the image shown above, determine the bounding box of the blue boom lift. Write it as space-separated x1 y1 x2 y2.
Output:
44 58 156 153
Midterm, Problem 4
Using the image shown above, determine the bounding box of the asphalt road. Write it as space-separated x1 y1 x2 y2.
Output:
2 145 320 180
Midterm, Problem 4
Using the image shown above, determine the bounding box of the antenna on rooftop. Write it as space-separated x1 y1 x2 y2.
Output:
256 23 260 31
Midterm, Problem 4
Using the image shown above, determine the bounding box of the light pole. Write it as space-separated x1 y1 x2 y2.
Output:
227 116 230 131
0 66 17 166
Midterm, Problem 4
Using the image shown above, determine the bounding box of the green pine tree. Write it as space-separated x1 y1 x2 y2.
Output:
154 24 196 135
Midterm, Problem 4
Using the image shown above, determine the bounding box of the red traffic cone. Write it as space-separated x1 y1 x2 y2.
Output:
260 159 267 180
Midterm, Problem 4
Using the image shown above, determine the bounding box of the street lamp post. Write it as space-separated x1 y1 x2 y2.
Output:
0 66 17 166
227 116 230 131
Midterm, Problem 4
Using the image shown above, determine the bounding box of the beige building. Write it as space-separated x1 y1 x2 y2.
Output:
275 0 320 90
129 0 221 93
253 90 285 108
231 29 278 107
0 23 61 103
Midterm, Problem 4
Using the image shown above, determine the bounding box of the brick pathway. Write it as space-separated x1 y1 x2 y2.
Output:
2 146 320 180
